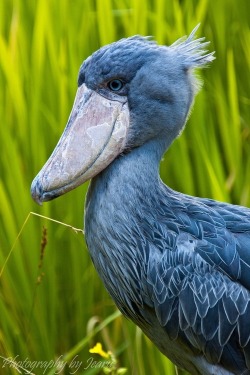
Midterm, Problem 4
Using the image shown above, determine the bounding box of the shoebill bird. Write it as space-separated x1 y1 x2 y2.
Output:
31 26 250 375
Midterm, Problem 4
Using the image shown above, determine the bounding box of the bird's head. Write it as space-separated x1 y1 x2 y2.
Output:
31 25 214 204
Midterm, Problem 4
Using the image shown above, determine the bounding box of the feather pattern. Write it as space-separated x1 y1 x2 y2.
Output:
83 29 250 372
85 144 250 374
81 29 250 375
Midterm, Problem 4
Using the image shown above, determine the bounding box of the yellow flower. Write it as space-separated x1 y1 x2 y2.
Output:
89 342 109 358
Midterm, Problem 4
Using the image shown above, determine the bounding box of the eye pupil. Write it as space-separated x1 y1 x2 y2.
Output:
108 79 123 91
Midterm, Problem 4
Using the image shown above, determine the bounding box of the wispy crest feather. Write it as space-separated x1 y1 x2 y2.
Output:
170 24 215 68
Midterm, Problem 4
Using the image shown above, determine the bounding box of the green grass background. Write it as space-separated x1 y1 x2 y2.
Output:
0 0 250 374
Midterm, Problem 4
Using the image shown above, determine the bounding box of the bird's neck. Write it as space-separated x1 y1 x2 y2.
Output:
84 138 173 320
86 138 169 208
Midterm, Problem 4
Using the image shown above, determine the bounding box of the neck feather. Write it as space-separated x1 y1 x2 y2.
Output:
86 137 169 207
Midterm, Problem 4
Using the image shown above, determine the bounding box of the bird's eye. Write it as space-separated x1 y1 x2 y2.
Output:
107 79 124 92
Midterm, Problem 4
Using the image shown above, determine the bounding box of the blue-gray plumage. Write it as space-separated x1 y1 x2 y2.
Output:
31 26 250 374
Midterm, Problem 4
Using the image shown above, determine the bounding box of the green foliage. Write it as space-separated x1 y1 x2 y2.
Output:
0 0 249 374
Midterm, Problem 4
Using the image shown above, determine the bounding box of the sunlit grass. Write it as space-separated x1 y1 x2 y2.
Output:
0 0 249 374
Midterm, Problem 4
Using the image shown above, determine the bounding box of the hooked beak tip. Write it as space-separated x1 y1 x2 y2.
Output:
31 177 44 206
31 175 65 205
